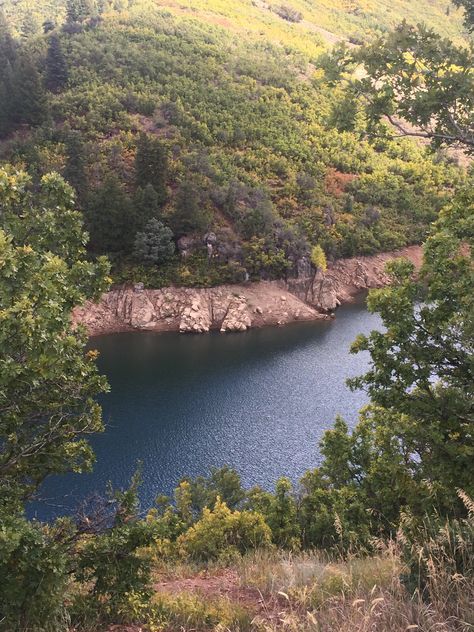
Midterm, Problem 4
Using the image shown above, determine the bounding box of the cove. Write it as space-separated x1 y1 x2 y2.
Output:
30 300 381 521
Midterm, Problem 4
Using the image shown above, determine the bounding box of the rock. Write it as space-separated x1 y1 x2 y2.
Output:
72 246 423 336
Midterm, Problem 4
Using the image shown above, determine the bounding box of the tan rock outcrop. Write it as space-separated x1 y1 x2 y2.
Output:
73 246 422 336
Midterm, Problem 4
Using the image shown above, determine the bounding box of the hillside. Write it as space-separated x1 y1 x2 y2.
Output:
0 0 467 288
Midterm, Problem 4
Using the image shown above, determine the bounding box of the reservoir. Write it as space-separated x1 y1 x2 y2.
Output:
32 299 381 520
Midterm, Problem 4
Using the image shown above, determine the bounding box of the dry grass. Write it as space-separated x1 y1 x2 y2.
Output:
236 542 474 632
103 507 474 631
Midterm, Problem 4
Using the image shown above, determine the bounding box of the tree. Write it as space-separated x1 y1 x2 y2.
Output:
45 34 69 93
21 11 40 39
453 0 474 30
133 218 175 265
133 183 162 231
348 189 474 508
311 244 327 271
85 175 133 254
0 13 18 137
66 0 96 23
349 22 474 153
170 181 210 236
0 169 110 508
11 55 48 129
63 130 88 201
265 477 300 548
135 133 168 206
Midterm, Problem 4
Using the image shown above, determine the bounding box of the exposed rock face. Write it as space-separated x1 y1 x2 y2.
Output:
74 283 324 336
74 246 422 336
286 245 423 312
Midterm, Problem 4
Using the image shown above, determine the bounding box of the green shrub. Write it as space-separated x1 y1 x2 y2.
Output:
177 498 272 561
0 515 72 632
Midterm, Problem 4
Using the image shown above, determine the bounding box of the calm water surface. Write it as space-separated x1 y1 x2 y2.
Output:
32 300 381 520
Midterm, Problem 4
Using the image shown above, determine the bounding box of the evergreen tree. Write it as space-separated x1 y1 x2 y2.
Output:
133 183 162 232
66 0 96 23
64 131 87 202
21 11 40 39
170 181 210 236
85 174 133 254
133 218 175 265
0 12 17 137
134 133 168 206
45 35 69 93
11 55 47 129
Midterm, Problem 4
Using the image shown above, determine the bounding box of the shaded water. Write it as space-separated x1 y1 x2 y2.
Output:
32 300 381 520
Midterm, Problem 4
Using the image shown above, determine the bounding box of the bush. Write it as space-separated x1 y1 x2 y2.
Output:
0 515 72 631
177 498 272 561
311 244 327 271
273 4 303 22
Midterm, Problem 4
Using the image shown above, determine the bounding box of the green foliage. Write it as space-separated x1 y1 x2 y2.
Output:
74 474 157 620
66 0 96 23
348 189 474 508
133 217 175 265
0 2 463 283
244 236 292 280
45 34 68 93
0 168 110 508
351 22 474 153
134 133 168 207
63 129 87 200
170 181 211 236
264 477 300 549
182 465 247 516
310 244 327 271
0 515 73 631
85 174 134 254
177 498 272 561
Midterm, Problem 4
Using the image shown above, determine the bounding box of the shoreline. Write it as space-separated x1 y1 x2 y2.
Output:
73 245 423 337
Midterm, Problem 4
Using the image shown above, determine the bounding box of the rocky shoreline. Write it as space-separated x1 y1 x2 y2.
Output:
73 246 423 336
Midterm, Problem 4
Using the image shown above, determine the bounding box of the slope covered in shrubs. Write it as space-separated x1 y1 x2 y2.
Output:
0 0 466 286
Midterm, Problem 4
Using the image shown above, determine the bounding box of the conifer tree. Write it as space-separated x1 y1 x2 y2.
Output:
11 55 47 129
66 0 96 23
135 133 168 206
64 131 87 202
133 183 161 232
45 35 69 93
21 11 40 39
0 12 17 137
85 175 133 254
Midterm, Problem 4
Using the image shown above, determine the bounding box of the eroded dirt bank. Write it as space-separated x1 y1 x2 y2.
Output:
73 246 422 336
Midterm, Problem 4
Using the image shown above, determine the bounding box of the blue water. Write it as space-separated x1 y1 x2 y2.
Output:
31 300 381 520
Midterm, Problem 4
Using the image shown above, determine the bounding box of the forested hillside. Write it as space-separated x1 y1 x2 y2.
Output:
1 1 473 630
0 0 467 287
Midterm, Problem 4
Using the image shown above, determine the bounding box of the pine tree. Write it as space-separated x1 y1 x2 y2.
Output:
133 184 161 232
11 55 47 129
135 133 168 206
64 131 87 202
66 0 96 23
21 11 40 39
85 175 133 254
45 35 68 93
0 13 17 137
170 181 210 236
